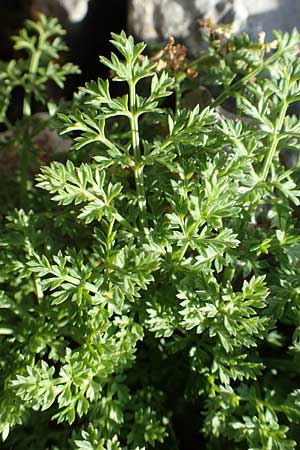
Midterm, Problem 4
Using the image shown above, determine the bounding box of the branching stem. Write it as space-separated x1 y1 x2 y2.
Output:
21 37 43 207
212 50 281 108
261 101 288 180
129 80 147 228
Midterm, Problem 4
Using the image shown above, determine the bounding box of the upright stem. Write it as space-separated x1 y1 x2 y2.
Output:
129 80 147 227
106 217 116 253
23 48 42 117
174 80 182 111
20 42 42 207
29 49 41 75
245 91 289 215
23 97 31 117
174 241 190 262
19 127 29 208
105 217 116 278
261 101 288 181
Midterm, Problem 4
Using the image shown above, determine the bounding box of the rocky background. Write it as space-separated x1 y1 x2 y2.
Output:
0 0 128 94
128 0 300 54
0 0 300 88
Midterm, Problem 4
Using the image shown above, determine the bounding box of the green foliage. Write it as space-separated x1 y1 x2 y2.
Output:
0 14 79 121
1 17 300 450
0 13 79 211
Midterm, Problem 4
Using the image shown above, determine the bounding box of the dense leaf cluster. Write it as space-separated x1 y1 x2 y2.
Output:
1 15 300 450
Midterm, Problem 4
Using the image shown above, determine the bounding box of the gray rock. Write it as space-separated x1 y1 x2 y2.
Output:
128 0 248 53
128 0 300 53
32 0 90 24
241 0 300 40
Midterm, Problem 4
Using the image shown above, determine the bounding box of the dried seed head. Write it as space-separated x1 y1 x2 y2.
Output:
198 18 233 43
150 36 198 78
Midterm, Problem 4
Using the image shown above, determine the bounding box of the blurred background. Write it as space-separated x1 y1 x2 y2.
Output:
0 0 128 94
0 0 299 95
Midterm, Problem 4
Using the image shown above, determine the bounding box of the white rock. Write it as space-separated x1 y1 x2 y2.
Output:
57 0 90 23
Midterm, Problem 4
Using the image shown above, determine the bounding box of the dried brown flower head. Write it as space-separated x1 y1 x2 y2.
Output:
149 36 198 78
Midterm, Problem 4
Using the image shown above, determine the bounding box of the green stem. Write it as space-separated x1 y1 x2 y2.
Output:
34 276 43 301
105 218 116 277
20 42 42 207
243 93 289 216
23 50 42 117
22 97 31 117
29 49 41 75
19 125 30 208
261 101 288 181
23 24 43 110
106 217 115 250
174 80 182 111
174 241 190 262
129 80 147 227
211 50 281 108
